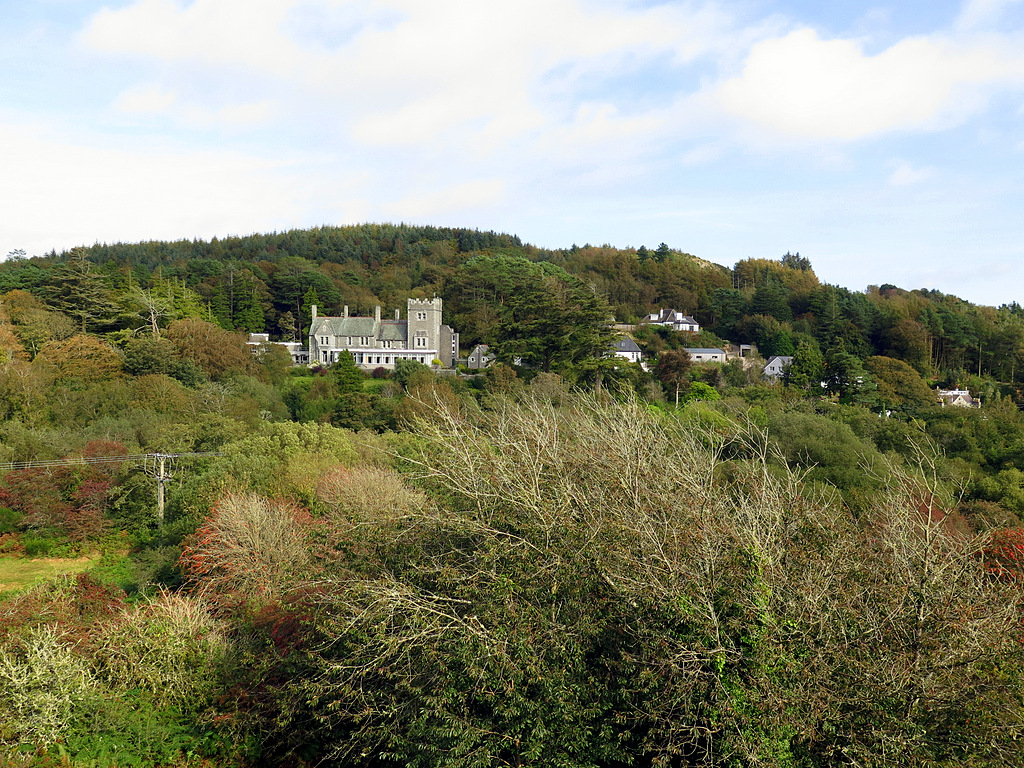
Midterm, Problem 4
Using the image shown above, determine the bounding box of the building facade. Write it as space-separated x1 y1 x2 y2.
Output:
309 298 459 369
685 347 726 363
762 355 793 380
937 389 979 407
644 309 700 333
467 344 495 370
611 336 643 364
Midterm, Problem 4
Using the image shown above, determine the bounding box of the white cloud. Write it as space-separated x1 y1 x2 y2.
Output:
679 144 723 166
79 0 311 75
535 102 667 165
715 28 1024 141
114 84 178 114
888 160 936 186
0 121 322 256
114 83 275 129
78 0 735 154
382 179 506 219
182 100 276 128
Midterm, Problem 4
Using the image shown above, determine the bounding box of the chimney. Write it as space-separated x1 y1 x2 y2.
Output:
343 305 349 319
311 304 317 322
395 309 400 320
374 306 381 323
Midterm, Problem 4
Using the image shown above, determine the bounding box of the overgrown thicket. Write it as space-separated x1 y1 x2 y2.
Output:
5 213 1024 765
1 395 995 766
0 576 236 766
281 395 1024 767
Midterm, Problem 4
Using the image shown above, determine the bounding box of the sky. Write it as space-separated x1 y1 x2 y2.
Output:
3 0 1024 307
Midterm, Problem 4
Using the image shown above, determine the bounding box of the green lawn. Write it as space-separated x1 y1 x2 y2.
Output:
0 554 100 595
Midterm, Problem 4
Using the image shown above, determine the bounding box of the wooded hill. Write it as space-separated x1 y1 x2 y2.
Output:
3 224 1024 767
5 223 1022 394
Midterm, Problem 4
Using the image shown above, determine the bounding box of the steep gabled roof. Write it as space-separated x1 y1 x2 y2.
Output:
311 316 377 336
379 321 408 342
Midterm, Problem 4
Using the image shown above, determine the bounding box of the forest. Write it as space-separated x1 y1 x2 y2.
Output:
2 223 1024 767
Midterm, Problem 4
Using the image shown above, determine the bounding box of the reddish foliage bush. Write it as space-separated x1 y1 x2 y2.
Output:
0 572 126 648
984 528 1024 581
0 467 72 530
179 493 313 605
0 440 126 538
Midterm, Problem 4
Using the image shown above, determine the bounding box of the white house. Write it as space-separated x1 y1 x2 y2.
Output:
611 336 643 365
644 309 700 333
309 298 459 370
247 333 309 365
685 348 726 364
937 389 979 407
762 355 793 381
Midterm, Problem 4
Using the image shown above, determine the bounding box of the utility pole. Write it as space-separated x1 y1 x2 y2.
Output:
140 451 221 529
155 453 169 529
0 451 220 530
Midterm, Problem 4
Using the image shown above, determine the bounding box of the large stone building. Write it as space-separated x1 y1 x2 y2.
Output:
308 298 459 369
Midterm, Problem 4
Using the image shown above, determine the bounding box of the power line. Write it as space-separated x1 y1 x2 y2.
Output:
0 452 223 528
0 452 221 472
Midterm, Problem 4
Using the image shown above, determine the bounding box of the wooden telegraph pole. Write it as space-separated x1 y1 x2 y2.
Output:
155 453 168 529
0 451 221 531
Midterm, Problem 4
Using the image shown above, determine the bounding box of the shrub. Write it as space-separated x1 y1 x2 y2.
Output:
0 625 95 746
96 592 231 711
286 393 1024 767
0 506 20 535
179 492 312 602
20 535 52 558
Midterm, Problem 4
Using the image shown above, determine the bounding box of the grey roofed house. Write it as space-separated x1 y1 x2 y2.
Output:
684 347 726 363
611 336 642 364
937 388 979 407
309 297 460 369
762 355 793 380
467 344 495 370
644 309 700 333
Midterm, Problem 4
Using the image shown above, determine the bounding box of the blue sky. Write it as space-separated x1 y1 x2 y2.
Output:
3 0 1024 307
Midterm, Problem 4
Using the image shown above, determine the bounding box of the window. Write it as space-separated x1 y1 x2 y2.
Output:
416 311 427 321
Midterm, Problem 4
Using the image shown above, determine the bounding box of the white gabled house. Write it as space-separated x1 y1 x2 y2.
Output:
611 336 643 365
762 355 793 381
644 309 700 333
937 389 980 408
308 298 459 370
247 333 309 365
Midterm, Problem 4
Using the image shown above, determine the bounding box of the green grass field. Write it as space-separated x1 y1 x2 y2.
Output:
0 554 100 595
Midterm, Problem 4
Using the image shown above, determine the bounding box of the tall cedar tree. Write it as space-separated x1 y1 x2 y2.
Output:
450 255 615 373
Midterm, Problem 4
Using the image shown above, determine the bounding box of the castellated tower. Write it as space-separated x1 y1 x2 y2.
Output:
406 297 442 358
